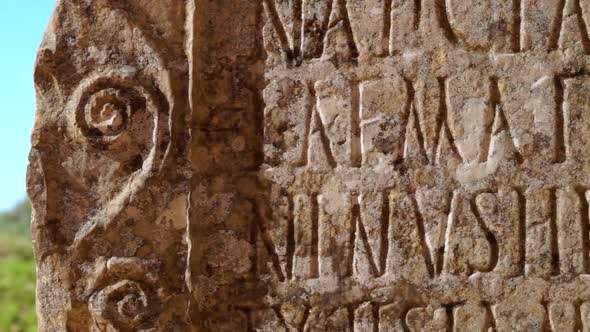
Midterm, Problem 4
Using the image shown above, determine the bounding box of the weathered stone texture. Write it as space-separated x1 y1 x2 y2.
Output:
28 0 590 330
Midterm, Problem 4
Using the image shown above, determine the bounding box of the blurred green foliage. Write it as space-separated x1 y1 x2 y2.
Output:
0 200 36 332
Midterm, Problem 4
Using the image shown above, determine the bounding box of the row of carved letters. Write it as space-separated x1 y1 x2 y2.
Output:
267 74 588 167
265 0 590 60
237 300 590 331
252 187 590 280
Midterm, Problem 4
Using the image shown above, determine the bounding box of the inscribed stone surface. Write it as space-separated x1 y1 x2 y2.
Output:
29 0 590 330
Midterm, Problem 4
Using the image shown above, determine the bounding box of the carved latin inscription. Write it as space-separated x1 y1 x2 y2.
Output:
31 0 590 331
264 73 590 169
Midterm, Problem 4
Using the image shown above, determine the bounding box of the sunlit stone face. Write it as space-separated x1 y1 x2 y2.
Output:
30 0 590 330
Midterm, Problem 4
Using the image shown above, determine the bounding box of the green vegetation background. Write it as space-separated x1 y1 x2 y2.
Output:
0 200 36 331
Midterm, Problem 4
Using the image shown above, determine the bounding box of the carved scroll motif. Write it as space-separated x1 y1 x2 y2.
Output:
29 1 190 330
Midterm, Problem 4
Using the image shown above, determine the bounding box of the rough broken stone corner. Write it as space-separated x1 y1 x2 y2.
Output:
27 0 590 331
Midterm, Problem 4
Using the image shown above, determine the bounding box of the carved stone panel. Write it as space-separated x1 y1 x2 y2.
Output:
29 0 590 331
29 1 190 330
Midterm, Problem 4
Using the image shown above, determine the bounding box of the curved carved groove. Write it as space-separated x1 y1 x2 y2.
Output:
68 72 172 250
87 257 165 331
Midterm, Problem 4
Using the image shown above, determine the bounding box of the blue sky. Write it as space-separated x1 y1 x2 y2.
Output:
0 1 55 211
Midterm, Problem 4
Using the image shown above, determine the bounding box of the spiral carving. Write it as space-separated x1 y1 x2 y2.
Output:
67 73 173 249
74 76 167 145
89 280 156 330
84 88 132 137
87 257 164 331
